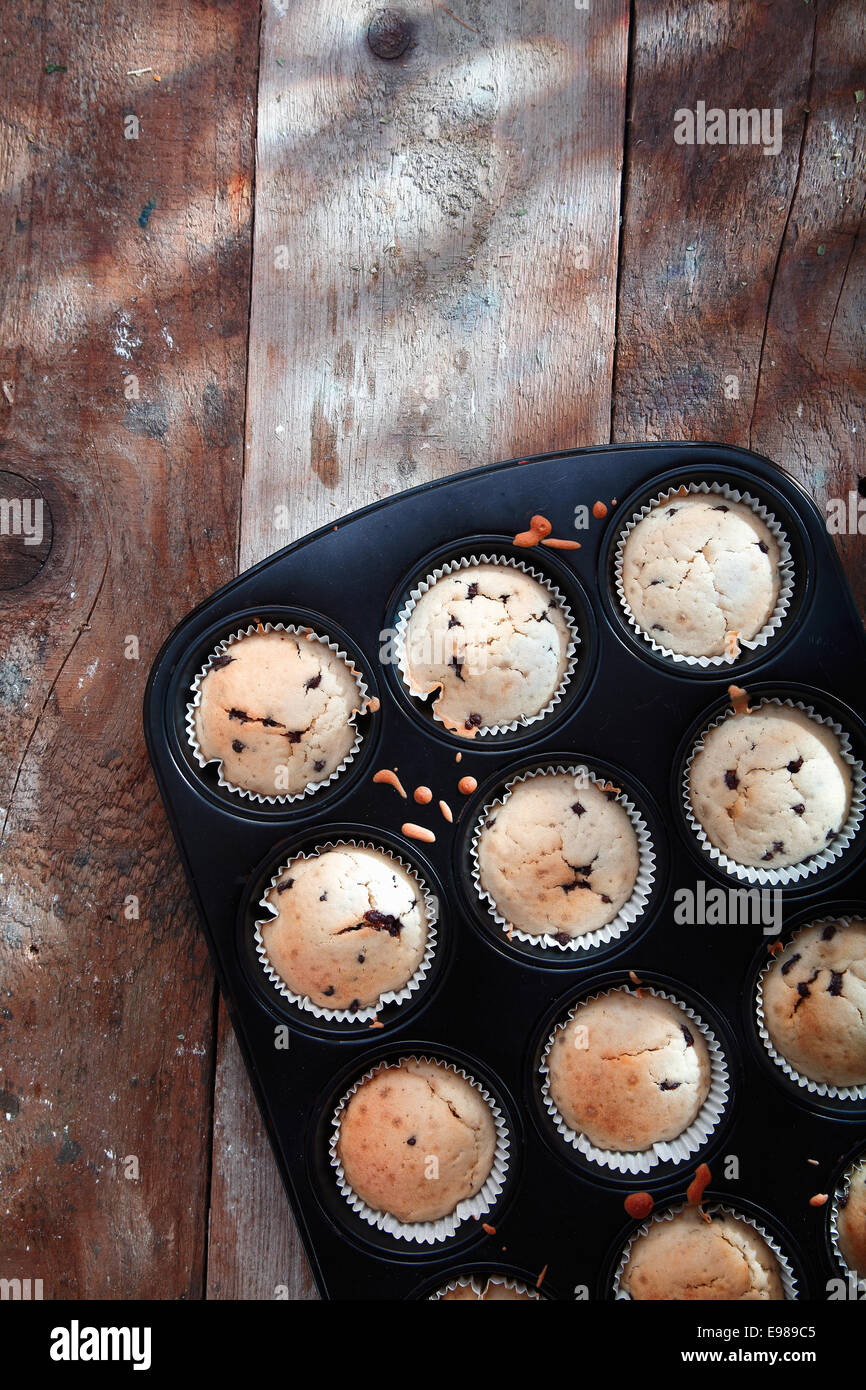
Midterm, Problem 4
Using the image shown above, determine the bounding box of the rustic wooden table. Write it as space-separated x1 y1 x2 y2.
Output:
0 0 862 1300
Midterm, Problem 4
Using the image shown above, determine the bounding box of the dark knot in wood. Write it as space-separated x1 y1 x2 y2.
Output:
367 9 412 60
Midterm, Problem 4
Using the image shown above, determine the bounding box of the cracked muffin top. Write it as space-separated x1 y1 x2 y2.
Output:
400 563 571 736
621 494 781 658
688 705 852 870
837 1158 866 1279
476 772 640 939
547 989 711 1152
260 846 429 1012
193 629 362 797
762 921 866 1087
438 1278 538 1301
336 1060 497 1225
621 1206 785 1300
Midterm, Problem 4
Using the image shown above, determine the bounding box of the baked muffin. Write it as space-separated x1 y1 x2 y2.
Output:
761 920 866 1087
547 990 711 1151
621 494 781 658
260 846 429 1012
336 1060 497 1224
438 1278 537 1301
689 704 852 870
400 563 571 736
621 1206 785 1300
837 1158 866 1279
476 772 640 938
193 628 362 797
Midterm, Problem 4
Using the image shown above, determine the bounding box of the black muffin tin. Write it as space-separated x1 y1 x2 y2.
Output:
144 443 866 1300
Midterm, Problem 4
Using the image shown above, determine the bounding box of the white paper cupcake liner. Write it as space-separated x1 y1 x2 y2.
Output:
185 620 369 805
329 1055 510 1245
613 1202 799 1300
539 985 730 1174
683 697 865 885
469 764 656 952
253 840 438 1023
756 917 866 1100
614 480 794 667
427 1274 541 1301
394 553 579 738
829 1155 866 1290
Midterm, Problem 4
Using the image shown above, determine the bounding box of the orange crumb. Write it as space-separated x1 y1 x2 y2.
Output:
624 1192 654 1220
809 1193 828 1207
628 970 642 986
456 752 462 763
413 785 433 805
366 696 381 713
767 940 784 956
439 799 453 823
529 514 552 538
728 684 750 715
457 775 478 795
687 1163 712 1207
402 822 435 843
481 1223 496 1236
153 73 161 81
541 537 581 549
807 1159 819 1166
513 528 540 548
535 1264 548 1289
373 769 407 798
592 500 608 519
369 1019 384 1029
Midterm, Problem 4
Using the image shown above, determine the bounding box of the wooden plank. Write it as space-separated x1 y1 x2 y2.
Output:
0 0 258 1297
613 0 865 616
208 0 629 1297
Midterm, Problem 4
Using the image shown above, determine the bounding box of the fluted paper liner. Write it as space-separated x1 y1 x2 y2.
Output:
329 1055 510 1245
395 553 579 737
469 764 656 953
829 1154 866 1291
428 1274 541 1301
539 985 730 1174
756 916 866 1100
683 698 865 885
253 839 438 1024
613 1202 799 1300
186 620 369 805
614 480 794 667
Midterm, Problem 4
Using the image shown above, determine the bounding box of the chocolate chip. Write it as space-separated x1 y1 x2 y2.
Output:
348 998 359 1012
231 739 245 753
658 1080 681 1091
485 816 497 828
554 931 571 945
319 892 327 902
820 923 838 941
465 712 482 729
314 759 326 772
571 801 585 816
649 578 663 586
357 953 365 964
724 770 739 790
363 909 402 936
780 952 801 975
793 980 813 1010
712 504 729 512
447 614 462 629
681 1025 694 1047
667 507 678 516
792 803 806 815
450 656 464 682
228 707 248 722
828 971 844 996
499 593 510 602
261 717 280 727
304 672 322 690
756 540 768 553
651 623 663 630
286 730 302 743
406 1136 416 1146
466 582 479 599
276 877 294 893
323 985 336 997
600 893 612 904
211 654 235 669
787 757 803 773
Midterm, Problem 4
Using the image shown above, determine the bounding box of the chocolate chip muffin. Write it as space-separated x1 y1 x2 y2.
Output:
193 628 362 797
476 772 640 938
621 493 781 658
259 846 429 1012
621 1206 785 1300
546 990 711 1151
761 920 866 1087
837 1158 866 1279
437 1278 538 1301
689 704 852 870
336 1060 498 1224
400 563 572 736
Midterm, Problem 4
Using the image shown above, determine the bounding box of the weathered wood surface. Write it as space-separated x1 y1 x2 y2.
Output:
0 0 258 1297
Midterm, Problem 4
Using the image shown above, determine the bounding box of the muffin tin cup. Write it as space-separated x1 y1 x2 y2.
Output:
683 697 866 886
468 764 656 954
186 620 370 805
612 1202 800 1300
253 840 439 1024
613 480 794 668
538 985 730 1176
829 1154 866 1291
394 553 580 739
328 1055 511 1245
427 1274 541 1301
755 916 866 1102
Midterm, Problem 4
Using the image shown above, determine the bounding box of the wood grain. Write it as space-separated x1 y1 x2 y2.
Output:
209 0 630 1298
0 0 258 1297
